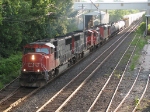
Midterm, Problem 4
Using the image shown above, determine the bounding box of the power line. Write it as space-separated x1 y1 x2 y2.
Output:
89 0 98 10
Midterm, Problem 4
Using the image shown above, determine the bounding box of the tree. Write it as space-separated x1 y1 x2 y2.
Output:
0 0 76 58
0 0 2 24
136 22 146 34
0 0 23 57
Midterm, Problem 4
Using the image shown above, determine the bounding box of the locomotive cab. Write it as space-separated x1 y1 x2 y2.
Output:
20 42 56 87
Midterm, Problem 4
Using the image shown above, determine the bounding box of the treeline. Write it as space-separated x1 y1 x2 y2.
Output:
0 0 78 88
0 0 77 58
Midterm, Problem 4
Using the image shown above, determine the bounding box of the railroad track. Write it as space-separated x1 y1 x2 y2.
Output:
112 46 150 112
0 77 19 103
0 77 21 110
34 19 142 112
0 86 38 112
113 68 149 112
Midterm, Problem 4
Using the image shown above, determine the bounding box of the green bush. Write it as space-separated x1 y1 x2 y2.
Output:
148 24 150 31
136 22 146 34
0 53 22 89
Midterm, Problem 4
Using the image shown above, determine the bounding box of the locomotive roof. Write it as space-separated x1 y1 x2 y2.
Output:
45 42 55 48
65 31 83 37
30 41 55 48
54 35 66 39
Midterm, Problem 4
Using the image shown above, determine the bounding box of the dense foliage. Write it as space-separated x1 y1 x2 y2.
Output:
136 22 146 34
0 0 77 58
0 53 22 88
0 0 77 89
108 10 139 23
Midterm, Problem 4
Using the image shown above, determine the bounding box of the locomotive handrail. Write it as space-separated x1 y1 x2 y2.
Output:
22 57 27 71
41 54 49 80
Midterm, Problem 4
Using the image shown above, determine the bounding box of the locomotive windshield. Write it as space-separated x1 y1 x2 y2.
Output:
35 48 49 54
24 48 49 54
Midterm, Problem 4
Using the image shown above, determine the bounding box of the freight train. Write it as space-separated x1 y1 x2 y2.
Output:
20 12 145 87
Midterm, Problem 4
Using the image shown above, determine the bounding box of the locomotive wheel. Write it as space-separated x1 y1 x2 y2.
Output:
69 58 74 65
73 57 76 64
55 68 59 76
81 52 84 58
90 46 93 52
48 71 54 79
44 72 49 81
96 44 99 48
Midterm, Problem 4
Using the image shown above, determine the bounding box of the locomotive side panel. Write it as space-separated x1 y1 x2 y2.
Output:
104 25 109 40
65 36 73 61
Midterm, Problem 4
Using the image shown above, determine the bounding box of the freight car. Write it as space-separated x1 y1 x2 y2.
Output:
123 12 145 27
20 12 144 87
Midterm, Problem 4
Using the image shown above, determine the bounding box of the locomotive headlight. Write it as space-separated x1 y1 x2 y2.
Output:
23 69 26 71
37 69 40 72
31 55 35 61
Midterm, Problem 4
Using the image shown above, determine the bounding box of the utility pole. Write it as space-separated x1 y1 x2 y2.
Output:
78 4 85 30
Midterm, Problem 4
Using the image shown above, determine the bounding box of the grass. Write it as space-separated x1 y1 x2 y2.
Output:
120 52 131 65
105 74 110 77
114 70 121 79
134 96 140 105
136 99 150 111
105 70 121 79
130 54 140 71
130 35 150 71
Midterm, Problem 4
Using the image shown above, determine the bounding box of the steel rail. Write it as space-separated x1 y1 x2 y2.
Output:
0 77 19 92
3 87 40 112
132 74 150 112
0 87 20 105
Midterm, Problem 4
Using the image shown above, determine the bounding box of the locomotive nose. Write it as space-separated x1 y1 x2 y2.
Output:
22 53 46 72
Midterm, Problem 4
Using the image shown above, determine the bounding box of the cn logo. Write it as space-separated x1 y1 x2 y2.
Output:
28 63 40 67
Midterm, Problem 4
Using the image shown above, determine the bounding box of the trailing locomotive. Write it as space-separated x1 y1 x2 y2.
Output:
20 12 144 87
